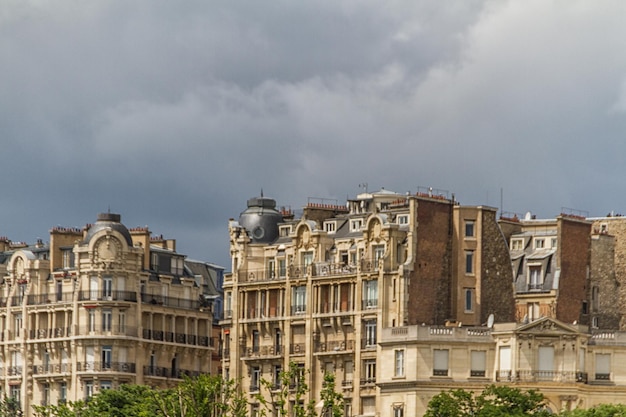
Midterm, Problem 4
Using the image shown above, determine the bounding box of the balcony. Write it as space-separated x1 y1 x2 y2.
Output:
317 301 354 314
76 362 136 373
142 329 210 347
245 306 285 320
28 327 72 339
143 366 201 379
498 370 590 383
139 295 202 311
32 364 71 375
379 325 493 345
361 299 378 310
290 343 306 355
78 290 138 303
361 338 377 350
26 292 75 305
315 339 354 353
360 378 376 386
241 345 283 358
78 325 137 337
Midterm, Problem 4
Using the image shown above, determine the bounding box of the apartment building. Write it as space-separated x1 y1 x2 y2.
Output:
222 189 515 416
0 213 221 413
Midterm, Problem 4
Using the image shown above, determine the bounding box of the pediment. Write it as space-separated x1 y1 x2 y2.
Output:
516 317 578 336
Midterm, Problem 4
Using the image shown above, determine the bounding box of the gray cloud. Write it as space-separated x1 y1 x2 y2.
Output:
2 0 626 267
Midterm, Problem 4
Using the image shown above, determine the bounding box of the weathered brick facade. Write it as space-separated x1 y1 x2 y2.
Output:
480 209 516 324
409 198 453 325
590 232 620 329
555 217 591 324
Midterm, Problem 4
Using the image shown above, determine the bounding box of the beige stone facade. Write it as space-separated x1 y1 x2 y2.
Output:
0 213 219 415
223 189 514 417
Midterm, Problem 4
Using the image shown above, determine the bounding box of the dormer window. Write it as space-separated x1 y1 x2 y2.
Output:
350 219 363 232
396 215 409 225
534 238 545 249
511 239 524 251
279 226 292 237
324 221 336 233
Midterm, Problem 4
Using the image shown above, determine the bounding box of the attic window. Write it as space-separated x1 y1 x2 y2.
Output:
324 222 336 233
350 219 363 232
534 238 545 249
396 215 409 225
511 239 524 251
279 226 292 237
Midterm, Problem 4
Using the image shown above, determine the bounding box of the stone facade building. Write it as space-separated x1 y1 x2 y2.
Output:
0 213 221 413
222 189 514 416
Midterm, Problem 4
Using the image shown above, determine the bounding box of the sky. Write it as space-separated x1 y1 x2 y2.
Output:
2 0 626 270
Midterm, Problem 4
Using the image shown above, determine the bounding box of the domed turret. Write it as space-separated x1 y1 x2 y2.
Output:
84 213 133 245
238 196 283 243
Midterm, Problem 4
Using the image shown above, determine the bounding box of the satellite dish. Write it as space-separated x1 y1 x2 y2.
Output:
487 313 495 328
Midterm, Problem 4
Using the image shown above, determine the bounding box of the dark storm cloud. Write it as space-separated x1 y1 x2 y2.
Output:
2 0 626 268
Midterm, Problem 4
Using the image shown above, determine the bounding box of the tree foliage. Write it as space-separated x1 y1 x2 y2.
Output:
426 385 550 417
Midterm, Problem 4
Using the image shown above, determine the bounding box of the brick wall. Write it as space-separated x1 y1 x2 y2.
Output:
555 217 591 323
590 233 620 329
408 198 453 325
480 210 516 324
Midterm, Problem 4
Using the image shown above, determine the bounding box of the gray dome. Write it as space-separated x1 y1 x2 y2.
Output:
84 213 133 246
239 196 283 243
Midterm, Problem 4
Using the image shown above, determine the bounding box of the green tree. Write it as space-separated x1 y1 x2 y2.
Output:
559 404 626 417
426 385 550 417
318 372 343 417
256 362 316 417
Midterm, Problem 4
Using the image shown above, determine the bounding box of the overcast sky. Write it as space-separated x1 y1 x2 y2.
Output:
2 0 626 269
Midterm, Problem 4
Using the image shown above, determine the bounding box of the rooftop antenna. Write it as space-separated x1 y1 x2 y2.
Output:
260 188 264 198
359 183 368 193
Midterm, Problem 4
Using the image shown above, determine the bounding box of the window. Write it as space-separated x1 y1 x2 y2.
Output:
118 311 126 333
59 382 67 404
595 353 610 380
465 289 473 312
279 226 292 237
56 280 63 301
361 397 376 415
278 259 286 278
373 245 385 265
538 346 554 380
364 320 377 347
528 302 540 321
396 214 409 225
10 385 20 407
171 257 184 275
62 249 74 269
85 309 94 333
511 239 524 250
102 276 113 299
292 286 306 314
534 238 545 249
250 366 261 391
85 381 94 399
465 251 474 274
529 266 542 290
394 350 405 377
363 360 376 384
433 349 449 376
350 219 363 232
551 238 557 248
90 276 98 300
101 346 112 369
102 309 112 332
100 381 112 390
14 313 22 338
470 351 486 377
273 365 282 389
324 221 336 233
302 251 314 268
498 346 512 381
363 280 378 308
592 316 599 328
393 405 404 417
465 220 475 237
252 330 260 353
